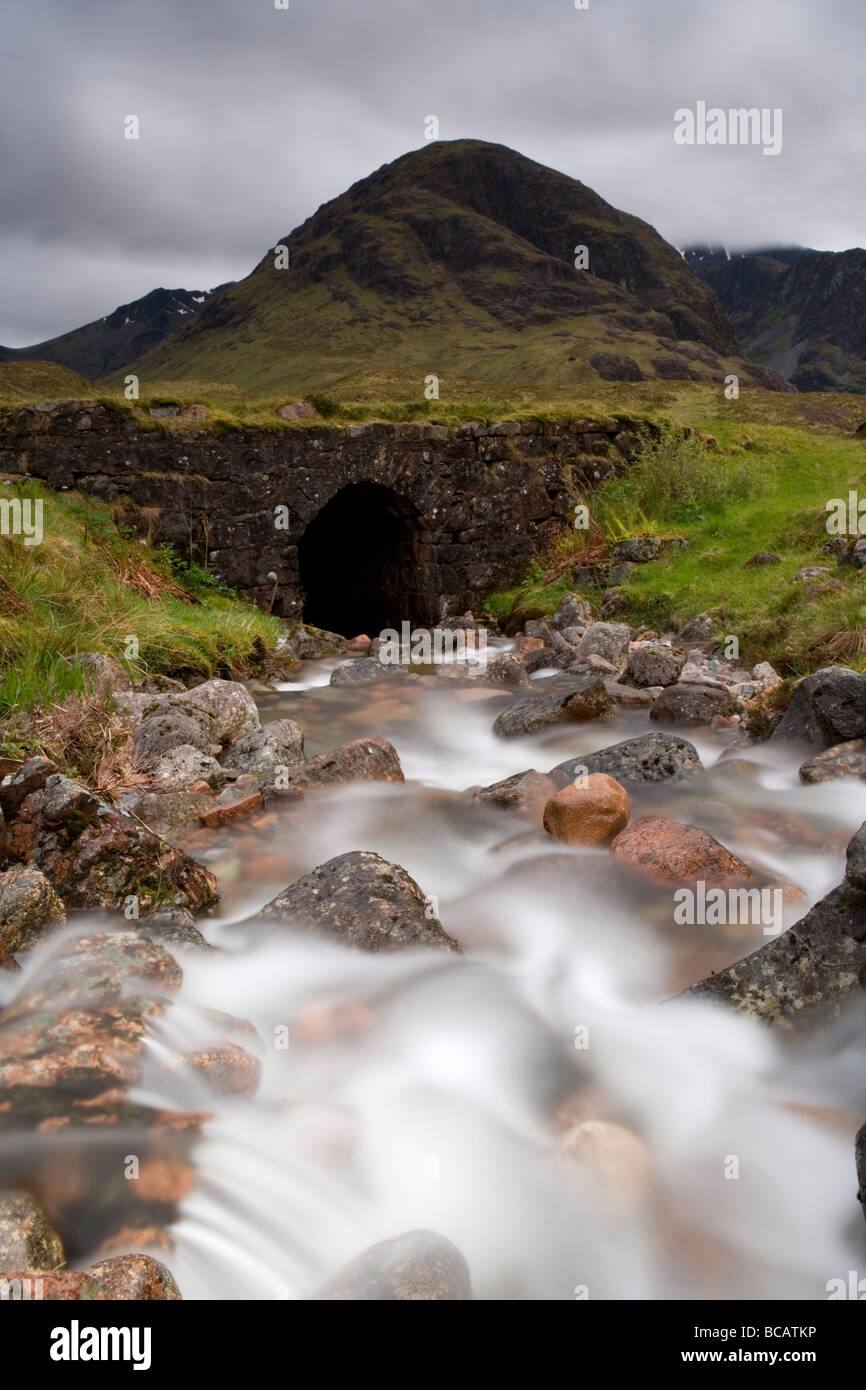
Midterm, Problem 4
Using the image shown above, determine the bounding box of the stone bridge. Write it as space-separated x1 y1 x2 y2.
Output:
0 402 649 632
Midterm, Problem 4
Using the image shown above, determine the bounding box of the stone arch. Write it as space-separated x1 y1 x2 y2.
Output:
297 481 435 636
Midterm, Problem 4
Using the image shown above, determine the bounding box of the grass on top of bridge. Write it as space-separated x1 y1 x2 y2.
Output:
3 364 864 438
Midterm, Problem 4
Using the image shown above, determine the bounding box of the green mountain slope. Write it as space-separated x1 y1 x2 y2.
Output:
122 140 785 395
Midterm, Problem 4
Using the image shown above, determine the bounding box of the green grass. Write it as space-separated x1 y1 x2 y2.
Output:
0 477 281 733
487 408 866 675
485 563 575 626
595 425 757 528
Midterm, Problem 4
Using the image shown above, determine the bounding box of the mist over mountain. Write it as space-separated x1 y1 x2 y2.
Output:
685 243 866 392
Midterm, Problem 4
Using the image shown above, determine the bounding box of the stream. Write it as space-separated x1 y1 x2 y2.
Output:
5 643 866 1299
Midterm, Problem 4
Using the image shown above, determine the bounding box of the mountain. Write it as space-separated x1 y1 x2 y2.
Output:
685 244 866 392
120 140 788 395
0 286 231 382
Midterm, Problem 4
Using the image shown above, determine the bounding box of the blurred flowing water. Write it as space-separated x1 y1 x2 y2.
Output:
4 646 866 1299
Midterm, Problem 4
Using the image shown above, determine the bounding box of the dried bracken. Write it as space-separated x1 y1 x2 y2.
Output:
109 553 196 604
24 676 145 795
541 523 609 586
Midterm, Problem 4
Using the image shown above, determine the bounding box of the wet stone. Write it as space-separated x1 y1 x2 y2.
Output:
0 1191 65 1271
257 850 460 953
318 1229 472 1300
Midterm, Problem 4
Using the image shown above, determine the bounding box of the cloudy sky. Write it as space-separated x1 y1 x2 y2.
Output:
1 0 863 345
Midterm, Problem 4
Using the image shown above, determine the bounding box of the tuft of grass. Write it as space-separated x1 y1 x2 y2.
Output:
485 555 578 624
596 424 757 528
306 391 340 419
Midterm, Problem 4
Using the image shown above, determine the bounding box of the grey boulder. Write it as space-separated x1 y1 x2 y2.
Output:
151 744 225 789
625 641 686 688
257 850 459 953
570 622 631 669
493 678 613 737
771 667 866 748
550 731 702 786
650 683 735 724
224 719 305 774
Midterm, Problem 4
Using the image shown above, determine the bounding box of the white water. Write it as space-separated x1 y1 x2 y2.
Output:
5 649 866 1299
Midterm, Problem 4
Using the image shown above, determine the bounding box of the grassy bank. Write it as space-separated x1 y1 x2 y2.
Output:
486 412 866 676
0 477 281 751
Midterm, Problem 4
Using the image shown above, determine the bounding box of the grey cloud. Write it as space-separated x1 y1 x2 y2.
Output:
1 0 863 344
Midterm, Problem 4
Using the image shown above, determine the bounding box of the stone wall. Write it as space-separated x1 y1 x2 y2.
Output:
0 402 653 623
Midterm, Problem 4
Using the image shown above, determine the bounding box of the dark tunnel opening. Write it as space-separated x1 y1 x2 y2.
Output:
297 482 434 636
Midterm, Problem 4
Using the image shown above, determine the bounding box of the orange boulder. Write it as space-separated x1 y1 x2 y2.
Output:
543 773 630 846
